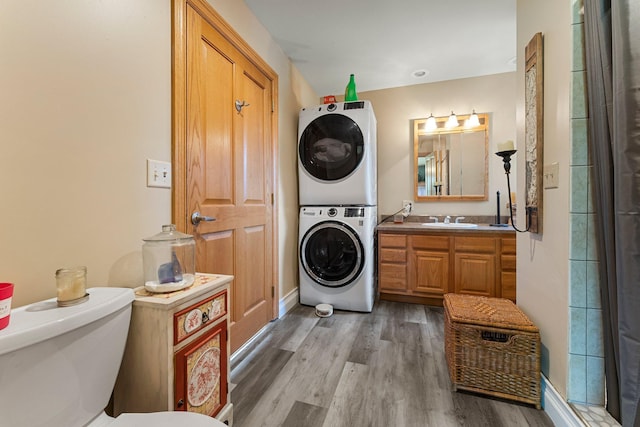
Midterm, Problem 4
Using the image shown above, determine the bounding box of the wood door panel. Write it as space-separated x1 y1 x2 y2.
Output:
199 230 234 276
187 12 235 207
238 71 268 205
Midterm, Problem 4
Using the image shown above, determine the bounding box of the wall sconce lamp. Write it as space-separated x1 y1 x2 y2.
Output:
465 110 481 128
495 141 531 233
425 113 437 131
445 111 459 128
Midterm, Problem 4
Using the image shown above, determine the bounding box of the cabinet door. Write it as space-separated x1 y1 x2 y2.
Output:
413 250 450 295
454 253 496 297
175 320 228 417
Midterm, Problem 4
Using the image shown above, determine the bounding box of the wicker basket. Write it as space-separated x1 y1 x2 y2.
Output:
443 293 541 408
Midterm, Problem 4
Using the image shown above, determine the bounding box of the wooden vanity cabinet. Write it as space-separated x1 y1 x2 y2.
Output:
113 273 233 425
378 229 515 305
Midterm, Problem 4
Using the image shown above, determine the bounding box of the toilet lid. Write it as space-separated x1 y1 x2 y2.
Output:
111 412 227 427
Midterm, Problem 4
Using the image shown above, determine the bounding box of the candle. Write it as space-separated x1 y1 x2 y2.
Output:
498 140 515 152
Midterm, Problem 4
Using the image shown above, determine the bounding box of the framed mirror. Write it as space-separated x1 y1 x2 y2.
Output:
413 113 489 201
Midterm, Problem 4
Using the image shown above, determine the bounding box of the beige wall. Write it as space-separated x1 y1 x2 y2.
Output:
360 72 517 218
0 0 316 308
516 1 571 396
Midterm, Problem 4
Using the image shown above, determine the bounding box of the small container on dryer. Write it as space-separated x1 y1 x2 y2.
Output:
142 225 195 293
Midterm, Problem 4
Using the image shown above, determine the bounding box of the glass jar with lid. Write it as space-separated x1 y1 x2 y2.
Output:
142 225 195 293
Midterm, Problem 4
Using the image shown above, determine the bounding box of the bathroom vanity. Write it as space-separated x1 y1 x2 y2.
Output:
377 222 516 305
113 273 233 425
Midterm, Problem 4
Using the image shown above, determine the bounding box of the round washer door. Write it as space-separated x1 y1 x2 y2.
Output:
300 221 364 288
299 114 364 181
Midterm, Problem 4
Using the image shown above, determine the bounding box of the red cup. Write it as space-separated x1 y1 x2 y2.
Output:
0 282 14 330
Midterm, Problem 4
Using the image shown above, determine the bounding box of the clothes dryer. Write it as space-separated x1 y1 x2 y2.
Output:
298 205 376 312
298 101 377 206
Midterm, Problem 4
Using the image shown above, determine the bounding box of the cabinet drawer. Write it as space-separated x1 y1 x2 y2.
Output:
380 247 406 263
379 233 407 248
411 235 450 251
379 264 407 291
174 290 227 345
501 254 516 271
454 236 496 253
501 237 516 254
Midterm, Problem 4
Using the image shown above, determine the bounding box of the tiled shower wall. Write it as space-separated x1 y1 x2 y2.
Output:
567 0 605 405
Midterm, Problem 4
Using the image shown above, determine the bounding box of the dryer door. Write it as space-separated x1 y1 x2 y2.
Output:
300 221 364 288
299 114 364 181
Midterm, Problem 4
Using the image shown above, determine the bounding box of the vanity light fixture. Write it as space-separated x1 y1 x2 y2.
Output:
445 111 459 128
465 110 481 128
425 114 437 131
495 142 531 233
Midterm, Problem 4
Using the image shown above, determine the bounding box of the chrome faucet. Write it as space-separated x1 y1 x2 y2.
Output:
455 216 466 224
428 216 439 223
444 215 451 224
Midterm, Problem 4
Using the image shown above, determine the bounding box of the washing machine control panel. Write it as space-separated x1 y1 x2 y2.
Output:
344 207 365 217
327 208 338 217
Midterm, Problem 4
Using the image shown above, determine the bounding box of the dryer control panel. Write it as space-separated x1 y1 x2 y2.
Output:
344 207 365 217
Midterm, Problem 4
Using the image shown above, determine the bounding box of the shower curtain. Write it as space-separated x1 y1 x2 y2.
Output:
584 0 640 425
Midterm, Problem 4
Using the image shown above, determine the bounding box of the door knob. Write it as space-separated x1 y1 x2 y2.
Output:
191 212 216 225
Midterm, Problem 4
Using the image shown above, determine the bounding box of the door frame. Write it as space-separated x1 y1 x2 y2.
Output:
171 0 279 319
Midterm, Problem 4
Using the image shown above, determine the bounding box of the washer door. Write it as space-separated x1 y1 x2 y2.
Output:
299 114 364 181
300 221 364 288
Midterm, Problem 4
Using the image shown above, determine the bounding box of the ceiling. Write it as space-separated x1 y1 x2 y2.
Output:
244 0 517 96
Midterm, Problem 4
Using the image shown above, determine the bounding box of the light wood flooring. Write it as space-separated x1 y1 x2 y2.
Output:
229 300 554 427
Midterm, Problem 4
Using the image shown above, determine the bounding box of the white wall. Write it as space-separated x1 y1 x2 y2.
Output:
361 72 517 218
516 0 572 396
0 0 316 308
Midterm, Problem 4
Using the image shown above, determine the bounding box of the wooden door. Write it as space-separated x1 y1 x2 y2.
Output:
173 0 278 353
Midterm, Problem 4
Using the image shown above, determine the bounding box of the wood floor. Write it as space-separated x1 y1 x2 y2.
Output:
229 300 554 427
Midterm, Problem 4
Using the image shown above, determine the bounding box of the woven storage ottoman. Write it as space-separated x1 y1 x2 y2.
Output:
443 293 541 408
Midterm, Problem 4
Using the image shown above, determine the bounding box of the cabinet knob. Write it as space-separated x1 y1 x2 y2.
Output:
176 399 184 408
202 311 209 323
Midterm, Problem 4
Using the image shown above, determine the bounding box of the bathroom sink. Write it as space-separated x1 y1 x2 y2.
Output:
421 222 478 229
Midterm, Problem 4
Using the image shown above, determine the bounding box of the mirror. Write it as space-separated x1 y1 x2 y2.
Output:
413 113 488 201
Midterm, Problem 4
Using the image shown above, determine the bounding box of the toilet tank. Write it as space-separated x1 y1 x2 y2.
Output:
0 287 134 427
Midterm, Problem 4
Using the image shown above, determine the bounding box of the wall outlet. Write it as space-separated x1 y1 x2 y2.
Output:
147 159 172 188
402 200 413 216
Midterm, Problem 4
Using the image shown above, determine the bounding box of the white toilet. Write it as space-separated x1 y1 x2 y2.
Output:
0 287 228 427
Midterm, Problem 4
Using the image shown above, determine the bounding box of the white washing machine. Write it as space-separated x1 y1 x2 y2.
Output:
298 101 377 206
298 205 377 312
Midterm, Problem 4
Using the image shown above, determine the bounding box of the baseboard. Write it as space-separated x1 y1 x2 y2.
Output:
542 375 584 427
279 287 299 317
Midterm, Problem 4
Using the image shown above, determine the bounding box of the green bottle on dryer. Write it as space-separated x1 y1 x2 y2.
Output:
345 74 358 101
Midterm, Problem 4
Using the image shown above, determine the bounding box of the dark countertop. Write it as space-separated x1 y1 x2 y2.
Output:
376 221 516 234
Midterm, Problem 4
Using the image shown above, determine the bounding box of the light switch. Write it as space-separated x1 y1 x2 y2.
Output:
147 159 172 188
543 163 559 189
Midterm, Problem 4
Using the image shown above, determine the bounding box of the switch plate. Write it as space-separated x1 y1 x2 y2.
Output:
543 162 559 189
147 159 171 188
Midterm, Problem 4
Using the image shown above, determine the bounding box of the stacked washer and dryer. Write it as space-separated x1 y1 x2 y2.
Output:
297 100 377 312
